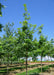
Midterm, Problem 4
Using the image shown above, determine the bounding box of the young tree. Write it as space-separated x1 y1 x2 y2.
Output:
38 34 47 73
2 23 14 73
15 4 36 74
15 4 43 75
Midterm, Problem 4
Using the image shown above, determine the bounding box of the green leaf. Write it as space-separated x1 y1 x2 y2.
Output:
24 4 26 7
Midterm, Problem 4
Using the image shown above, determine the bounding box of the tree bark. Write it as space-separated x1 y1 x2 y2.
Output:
26 56 27 75
41 54 42 73
48 55 49 66
11 55 12 65
0 59 1 65
7 52 9 74
8 53 9 66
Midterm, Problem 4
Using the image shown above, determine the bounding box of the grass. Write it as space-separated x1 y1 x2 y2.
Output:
16 66 48 75
16 65 54 75
16 68 40 75
0 64 41 73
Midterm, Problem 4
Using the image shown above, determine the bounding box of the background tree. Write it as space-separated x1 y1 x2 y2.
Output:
32 38 39 62
0 38 5 65
15 4 44 75
2 23 14 73
38 34 47 73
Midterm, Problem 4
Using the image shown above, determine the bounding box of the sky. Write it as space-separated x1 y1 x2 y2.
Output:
0 0 54 40
28 56 54 61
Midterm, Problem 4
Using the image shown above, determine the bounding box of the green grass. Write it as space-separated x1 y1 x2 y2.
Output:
16 66 48 75
0 64 41 73
16 65 54 75
16 68 40 75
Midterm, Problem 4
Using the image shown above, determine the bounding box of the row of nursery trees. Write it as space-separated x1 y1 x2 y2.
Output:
0 4 54 75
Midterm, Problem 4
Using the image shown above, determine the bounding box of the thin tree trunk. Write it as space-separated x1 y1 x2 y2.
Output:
48 55 49 61
51 56 53 68
48 55 49 66
8 53 9 66
0 59 1 65
7 53 9 74
11 55 12 65
11 58 12 65
41 54 42 73
17 56 20 64
7 65 9 75
26 56 27 75
51 57 52 64
51 56 53 72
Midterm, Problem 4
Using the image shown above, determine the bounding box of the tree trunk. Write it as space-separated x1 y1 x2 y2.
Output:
0 59 1 65
7 53 9 74
26 56 27 75
11 58 12 65
17 56 20 64
41 54 42 73
8 53 9 66
11 55 12 65
51 57 52 64
51 56 53 68
48 55 49 66
48 55 49 61
7 66 9 75
51 56 53 72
